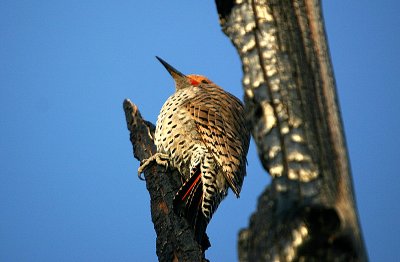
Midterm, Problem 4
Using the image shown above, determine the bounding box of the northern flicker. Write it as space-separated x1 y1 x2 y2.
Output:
138 56 250 249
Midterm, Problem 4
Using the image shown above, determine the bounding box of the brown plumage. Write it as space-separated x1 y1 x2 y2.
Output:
139 57 250 250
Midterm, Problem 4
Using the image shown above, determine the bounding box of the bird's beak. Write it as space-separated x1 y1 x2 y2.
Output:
156 56 187 87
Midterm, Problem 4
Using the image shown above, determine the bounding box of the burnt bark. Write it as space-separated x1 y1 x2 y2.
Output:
215 0 368 261
123 100 207 262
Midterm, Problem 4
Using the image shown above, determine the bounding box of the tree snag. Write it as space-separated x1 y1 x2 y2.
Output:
215 0 368 261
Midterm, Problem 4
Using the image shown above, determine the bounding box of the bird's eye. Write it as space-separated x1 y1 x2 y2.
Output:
201 79 209 84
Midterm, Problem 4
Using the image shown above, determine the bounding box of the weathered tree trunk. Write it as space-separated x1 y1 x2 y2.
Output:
215 0 368 261
123 100 206 262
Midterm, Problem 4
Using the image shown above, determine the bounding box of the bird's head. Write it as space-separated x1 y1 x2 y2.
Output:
156 56 214 90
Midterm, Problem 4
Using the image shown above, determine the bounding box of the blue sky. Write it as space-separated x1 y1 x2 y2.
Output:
1 1 399 261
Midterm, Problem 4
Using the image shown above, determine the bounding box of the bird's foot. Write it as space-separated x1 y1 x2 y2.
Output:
137 153 170 180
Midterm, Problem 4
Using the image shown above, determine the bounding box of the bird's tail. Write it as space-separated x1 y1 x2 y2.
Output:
173 166 210 251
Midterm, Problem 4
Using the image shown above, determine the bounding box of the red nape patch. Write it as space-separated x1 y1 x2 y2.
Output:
189 78 200 86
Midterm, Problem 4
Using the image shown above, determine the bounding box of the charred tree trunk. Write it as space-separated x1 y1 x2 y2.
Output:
215 0 368 261
123 101 206 262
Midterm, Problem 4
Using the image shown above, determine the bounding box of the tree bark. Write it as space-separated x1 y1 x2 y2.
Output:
123 100 207 262
215 0 368 261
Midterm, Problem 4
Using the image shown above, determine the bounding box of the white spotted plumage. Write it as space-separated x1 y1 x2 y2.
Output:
144 57 250 249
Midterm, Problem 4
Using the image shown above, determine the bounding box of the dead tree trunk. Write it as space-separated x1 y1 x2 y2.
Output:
215 0 368 261
123 101 206 262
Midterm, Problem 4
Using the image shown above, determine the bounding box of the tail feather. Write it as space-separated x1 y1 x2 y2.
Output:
173 166 210 250
186 177 203 227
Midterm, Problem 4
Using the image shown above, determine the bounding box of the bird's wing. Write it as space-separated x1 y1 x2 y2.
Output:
185 87 250 196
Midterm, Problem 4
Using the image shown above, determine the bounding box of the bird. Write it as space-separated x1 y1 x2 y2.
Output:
138 56 250 250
